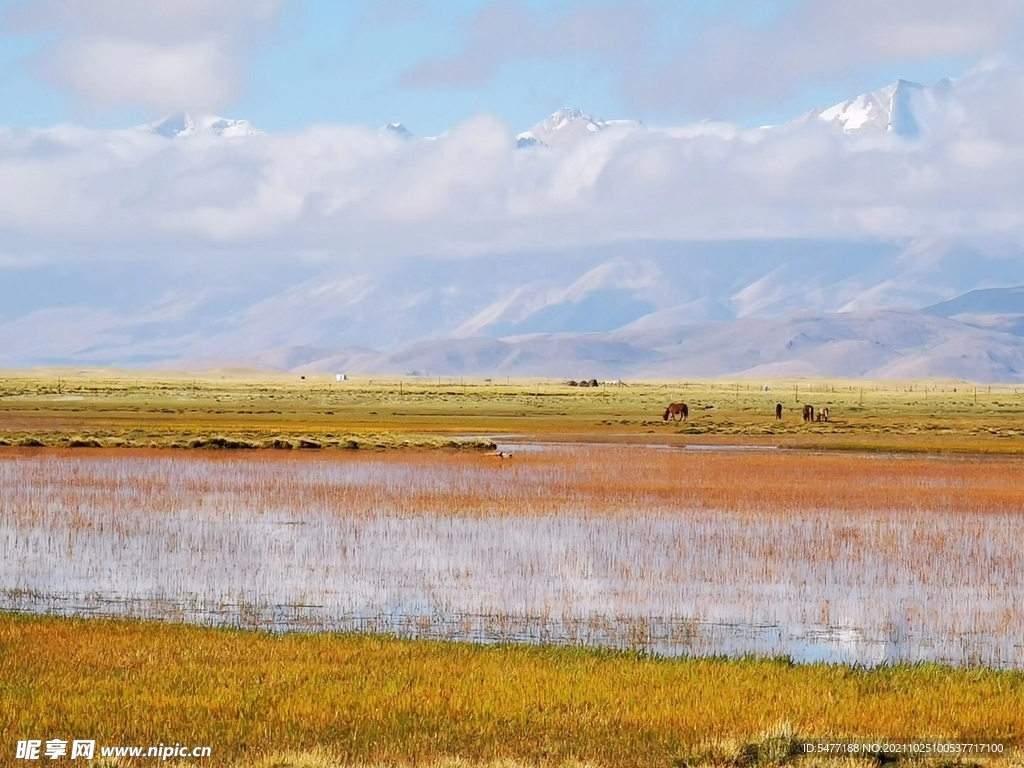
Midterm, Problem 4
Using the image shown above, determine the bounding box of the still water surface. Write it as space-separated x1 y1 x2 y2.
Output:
1 449 1021 668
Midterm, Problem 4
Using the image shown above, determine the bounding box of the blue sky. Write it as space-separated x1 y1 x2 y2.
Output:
0 0 997 134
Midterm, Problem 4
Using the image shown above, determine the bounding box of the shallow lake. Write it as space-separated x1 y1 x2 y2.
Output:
2 448 1021 668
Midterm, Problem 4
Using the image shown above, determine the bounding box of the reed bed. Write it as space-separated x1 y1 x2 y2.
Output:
0 429 495 451
2 447 1022 667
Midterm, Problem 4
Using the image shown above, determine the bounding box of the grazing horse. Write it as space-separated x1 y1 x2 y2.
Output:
775 403 783 420
820 406 829 422
802 404 815 422
663 402 689 421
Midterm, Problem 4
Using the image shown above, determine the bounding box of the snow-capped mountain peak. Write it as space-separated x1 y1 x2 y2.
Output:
810 78 953 137
517 108 610 148
381 122 413 138
146 112 261 139
546 108 595 130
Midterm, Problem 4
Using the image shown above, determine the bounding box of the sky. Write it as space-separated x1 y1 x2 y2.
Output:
4 1 1024 362
0 2 1024 283
1 0 1018 134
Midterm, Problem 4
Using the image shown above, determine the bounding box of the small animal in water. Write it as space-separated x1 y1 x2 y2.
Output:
488 450 513 459
775 403 783 420
663 402 689 421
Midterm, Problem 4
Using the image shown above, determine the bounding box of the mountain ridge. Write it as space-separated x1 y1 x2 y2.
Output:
145 75 952 146
271 306 1024 382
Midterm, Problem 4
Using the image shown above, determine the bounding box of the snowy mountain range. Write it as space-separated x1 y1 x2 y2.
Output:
146 112 262 138
6 74 1024 380
144 76 949 146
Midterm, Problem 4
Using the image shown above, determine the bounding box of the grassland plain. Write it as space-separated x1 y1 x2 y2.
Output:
3 370 1024 453
2 613 1023 768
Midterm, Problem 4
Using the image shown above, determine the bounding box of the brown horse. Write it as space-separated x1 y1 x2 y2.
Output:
775 403 783 420
663 402 689 421
802 404 815 422
820 406 829 422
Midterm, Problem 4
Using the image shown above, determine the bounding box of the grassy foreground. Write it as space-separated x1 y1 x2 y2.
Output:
1 613 1022 767
4 370 1024 453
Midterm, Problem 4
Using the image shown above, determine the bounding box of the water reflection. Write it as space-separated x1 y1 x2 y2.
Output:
1 450 1021 668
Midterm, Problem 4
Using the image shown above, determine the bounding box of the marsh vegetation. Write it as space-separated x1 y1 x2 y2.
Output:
3 446 1022 667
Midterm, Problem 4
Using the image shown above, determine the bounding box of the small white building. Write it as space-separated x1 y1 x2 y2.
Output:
336 374 346 382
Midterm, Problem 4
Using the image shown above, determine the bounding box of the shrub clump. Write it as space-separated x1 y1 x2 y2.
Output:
67 436 103 448
676 723 803 768
261 438 295 450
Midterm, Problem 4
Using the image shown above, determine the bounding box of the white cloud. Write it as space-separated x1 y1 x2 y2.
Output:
401 1 651 89
2 62 1024 270
52 39 239 114
6 0 286 113
400 0 1024 119
625 0 1024 115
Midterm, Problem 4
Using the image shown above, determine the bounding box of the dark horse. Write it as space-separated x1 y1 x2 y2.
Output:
802 404 815 422
775 403 783 419
663 402 689 421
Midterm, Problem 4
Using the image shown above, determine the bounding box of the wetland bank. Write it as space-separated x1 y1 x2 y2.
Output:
2 372 1024 766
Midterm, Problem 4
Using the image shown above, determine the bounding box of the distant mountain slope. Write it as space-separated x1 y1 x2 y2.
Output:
283 308 1024 382
925 285 1024 317
923 285 1024 337
6 241 1024 374
617 309 1024 380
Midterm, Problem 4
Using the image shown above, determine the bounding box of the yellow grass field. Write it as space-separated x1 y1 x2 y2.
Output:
1 612 1023 768
3 369 1024 453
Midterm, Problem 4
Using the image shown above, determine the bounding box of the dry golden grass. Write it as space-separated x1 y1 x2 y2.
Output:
2 613 1023 768
201 749 1024 768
